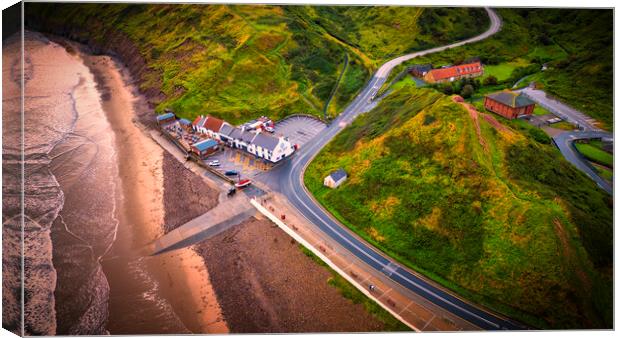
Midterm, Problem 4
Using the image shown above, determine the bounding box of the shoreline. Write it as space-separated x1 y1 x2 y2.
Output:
49 31 397 334
77 47 228 333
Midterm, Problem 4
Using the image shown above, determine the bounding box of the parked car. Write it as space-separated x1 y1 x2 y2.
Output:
235 179 252 189
264 126 275 133
208 160 220 167
225 170 239 176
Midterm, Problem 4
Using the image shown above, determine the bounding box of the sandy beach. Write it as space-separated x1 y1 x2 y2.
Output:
82 47 390 334
79 51 228 334
26 32 395 334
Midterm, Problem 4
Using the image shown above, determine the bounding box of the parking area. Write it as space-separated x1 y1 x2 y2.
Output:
274 116 326 148
203 147 274 180
160 115 328 184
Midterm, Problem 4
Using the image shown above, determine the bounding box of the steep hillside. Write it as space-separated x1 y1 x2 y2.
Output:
25 4 487 124
398 8 613 129
305 84 612 329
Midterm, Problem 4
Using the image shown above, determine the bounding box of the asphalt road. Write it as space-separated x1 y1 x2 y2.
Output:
553 130 613 195
267 8 528 331
516 88 613 194
519 87 601 131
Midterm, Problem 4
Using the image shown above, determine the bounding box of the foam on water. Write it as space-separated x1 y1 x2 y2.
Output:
2 31 188 335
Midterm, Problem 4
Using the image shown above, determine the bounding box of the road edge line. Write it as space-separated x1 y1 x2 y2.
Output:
249 197 420 332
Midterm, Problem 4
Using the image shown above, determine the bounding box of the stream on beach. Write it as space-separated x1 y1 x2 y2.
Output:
2 31 219 335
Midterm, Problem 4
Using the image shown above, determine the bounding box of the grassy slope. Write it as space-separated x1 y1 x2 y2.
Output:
575 142 613 168
400 8 612 129
299 246 410 331
305 83 612 329
26 4 487 124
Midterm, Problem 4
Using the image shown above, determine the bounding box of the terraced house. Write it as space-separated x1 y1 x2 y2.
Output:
192 114 227 140
423 61 484 83
220 125 296 163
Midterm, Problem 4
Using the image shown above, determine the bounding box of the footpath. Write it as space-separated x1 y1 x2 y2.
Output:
251 192 481 332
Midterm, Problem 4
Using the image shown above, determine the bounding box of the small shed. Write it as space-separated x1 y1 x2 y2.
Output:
191 139 219 158
324 169 347 189
156 112 176 125
409 64 432 77
179 118 192 130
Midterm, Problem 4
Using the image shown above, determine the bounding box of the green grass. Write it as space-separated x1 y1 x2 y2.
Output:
483 59 529 81
299 245 411 331
527 44 568 61
533 105 552 116
26 4 488 124
592 164 613 181
550 121 577 131
391 75 418 90
305 83 612 329
575 141 613 168
394 8 612 130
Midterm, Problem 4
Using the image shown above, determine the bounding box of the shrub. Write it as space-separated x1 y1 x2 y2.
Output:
483 75 498 86
460 84 474 98
528 127 550 144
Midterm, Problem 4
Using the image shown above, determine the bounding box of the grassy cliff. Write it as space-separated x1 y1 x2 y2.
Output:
395 8 613 129
305 83 612 329
25 4 487 124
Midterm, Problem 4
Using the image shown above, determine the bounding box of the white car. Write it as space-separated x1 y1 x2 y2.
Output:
208 160 220 167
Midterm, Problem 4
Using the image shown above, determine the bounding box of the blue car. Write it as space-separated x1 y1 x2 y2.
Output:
224 170 239 176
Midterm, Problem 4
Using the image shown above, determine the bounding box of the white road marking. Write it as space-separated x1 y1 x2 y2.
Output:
281 8 506 330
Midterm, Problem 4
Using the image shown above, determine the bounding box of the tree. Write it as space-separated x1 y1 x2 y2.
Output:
473 79 482 90
461 84 474 98
441 83 453 95
483 75 498 86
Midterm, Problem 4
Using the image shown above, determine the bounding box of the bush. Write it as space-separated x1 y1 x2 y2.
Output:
528 127 551 144
460 84 474 98
483 75 498 86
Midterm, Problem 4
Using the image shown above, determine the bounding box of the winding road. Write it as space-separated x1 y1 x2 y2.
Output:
265 8 527 331
516 86 613 195
553 131 613 195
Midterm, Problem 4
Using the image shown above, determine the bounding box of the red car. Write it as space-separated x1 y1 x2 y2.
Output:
235 179 252 189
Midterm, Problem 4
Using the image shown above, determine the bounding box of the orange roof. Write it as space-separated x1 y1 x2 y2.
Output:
427 62 482 81
192 115 204 126
204 116 224 133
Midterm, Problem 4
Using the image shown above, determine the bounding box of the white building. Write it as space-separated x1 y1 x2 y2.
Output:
251 132 296 163
192 115 225 140
219 125 295 163
324 169 347 188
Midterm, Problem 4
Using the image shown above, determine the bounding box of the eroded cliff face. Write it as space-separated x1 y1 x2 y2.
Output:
25 8 165 116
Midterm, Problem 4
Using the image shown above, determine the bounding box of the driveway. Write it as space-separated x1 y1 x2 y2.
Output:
518 87 601 131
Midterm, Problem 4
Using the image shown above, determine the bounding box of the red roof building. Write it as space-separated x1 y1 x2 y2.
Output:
423 62 484 83
192 115 225 139
203 116 224 133
484 90 536 120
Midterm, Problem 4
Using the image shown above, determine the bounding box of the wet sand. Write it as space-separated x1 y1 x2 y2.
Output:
43 32 391 334
80 52 228 334
83 49 387 334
